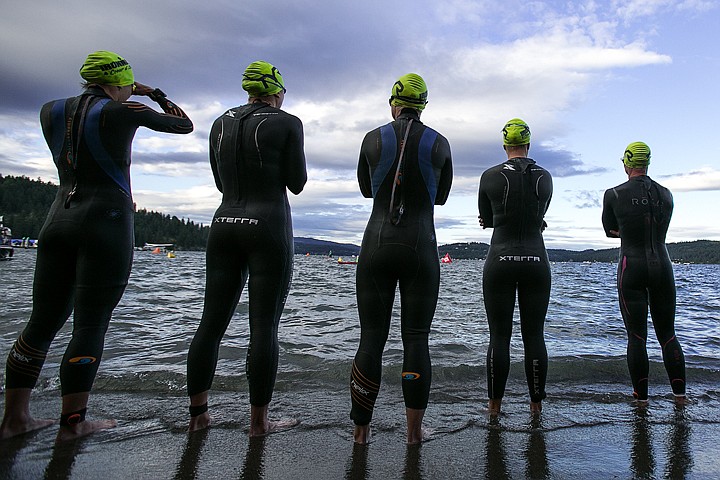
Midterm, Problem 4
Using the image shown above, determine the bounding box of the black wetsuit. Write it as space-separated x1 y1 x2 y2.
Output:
478 157 552 403
5 87 192 395
350 109 452 426
186 102 306 407
602 175 685 399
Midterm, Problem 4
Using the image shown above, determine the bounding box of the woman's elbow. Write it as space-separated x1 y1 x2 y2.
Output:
288 178 307 195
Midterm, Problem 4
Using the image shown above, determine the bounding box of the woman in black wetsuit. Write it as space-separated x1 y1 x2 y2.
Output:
186 61 306 435
350 73 453 444
602 141 686 405
478 119 552 416
0 51 193 442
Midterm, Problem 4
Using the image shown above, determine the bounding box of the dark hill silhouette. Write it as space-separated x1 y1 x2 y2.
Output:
2 174 718 262
437 240 719 264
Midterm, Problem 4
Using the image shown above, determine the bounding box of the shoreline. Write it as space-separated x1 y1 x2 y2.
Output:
2 417 715 479
1 391 718 479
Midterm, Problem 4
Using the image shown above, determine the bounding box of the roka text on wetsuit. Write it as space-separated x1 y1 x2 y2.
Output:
602 175 686 400
186 101 306 406
5 86 193 395
350 108 453 426
478 156 552 403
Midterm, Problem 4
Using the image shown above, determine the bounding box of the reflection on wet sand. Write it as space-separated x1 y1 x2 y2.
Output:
174 429 209 480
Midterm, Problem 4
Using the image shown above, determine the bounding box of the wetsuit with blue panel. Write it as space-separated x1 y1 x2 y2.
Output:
602 168 686 400
478 125 552 405
5 86 193 396
350 107 453 426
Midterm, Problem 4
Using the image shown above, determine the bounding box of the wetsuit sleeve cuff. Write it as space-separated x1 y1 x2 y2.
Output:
148 88 167 102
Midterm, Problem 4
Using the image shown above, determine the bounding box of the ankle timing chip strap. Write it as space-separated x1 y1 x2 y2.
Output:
189 403 208 417
60 408 87 426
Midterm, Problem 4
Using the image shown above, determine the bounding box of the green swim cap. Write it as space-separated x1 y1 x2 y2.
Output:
79 51 134 87
622 141 651 168
389 73 428 111
242 61 285 96
502 118 531 146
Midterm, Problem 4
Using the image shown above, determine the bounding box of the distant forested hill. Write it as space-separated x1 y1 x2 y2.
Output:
0 174 209 250
2 174 719 261
294 237 360 256
0 174 57 238
438 240 720 264
133 209 209 250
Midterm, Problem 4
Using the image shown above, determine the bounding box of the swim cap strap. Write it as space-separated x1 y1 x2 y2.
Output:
390 86 428 106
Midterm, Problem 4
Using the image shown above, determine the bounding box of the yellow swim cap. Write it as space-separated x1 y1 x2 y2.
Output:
622 142 651 168
242 61 285 96
389 73 428 111
79 51 134 86
502 118 531 146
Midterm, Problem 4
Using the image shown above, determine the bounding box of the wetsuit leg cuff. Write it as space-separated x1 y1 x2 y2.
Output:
189 403 208 417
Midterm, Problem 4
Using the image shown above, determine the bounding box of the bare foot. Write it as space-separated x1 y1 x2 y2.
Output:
407 427 433 445
0 416 55 440
405 407 426 445
249 418 299 437
188 412 211 432
248 403 299 437
353 424 371 445
530 401 542 415
674 395 688 407
632 390 649 407
56 419 117 442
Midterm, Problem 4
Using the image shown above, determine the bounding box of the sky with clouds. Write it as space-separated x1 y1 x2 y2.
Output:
1 0 718 250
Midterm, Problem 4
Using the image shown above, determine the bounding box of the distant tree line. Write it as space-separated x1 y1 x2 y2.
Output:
133 209 209 250
439 240 720 264
0 174 57 239
0 174 209 250
3 174 719 261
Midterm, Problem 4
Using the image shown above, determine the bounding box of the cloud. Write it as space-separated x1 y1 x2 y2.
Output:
567 190 603 209
0 114 55 179
1 1 716 248
659 167 720 192
615 0 716 21
133 184 220 225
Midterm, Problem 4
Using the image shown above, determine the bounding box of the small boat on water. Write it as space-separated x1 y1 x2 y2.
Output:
143 243 175 255
338 256 358 265
440 253 452 264
1 218 14 260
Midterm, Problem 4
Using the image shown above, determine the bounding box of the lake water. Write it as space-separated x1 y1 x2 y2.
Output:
1 248 719 439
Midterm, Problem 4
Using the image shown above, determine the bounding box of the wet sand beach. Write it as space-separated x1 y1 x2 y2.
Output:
2 253 719 478
1 391 717 479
